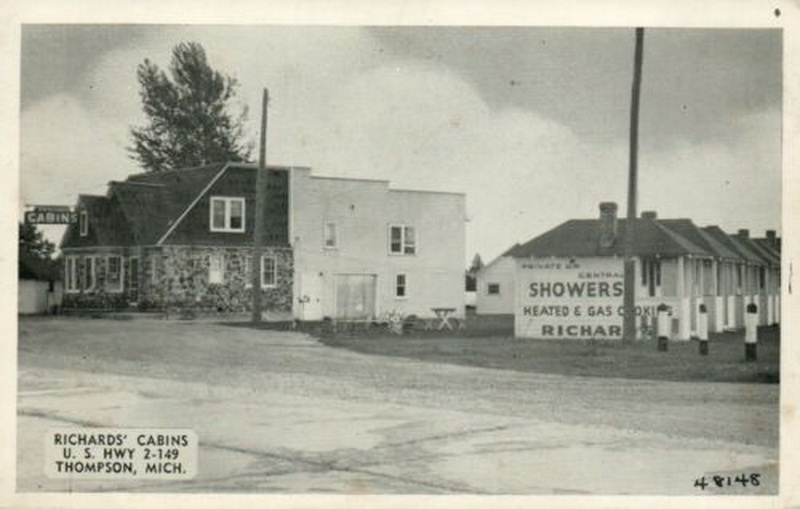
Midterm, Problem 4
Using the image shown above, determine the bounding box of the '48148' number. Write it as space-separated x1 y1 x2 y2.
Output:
694 473 760 490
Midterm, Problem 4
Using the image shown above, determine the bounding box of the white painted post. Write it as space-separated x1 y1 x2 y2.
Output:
697 303 709 355
745 302 758 361
656 303 670 351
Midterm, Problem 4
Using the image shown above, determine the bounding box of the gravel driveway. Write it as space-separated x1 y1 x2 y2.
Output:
17 317 779 494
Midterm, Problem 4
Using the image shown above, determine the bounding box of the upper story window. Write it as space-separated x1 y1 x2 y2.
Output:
79 210 88 237
389 225 416 255
487 283 500 295
323 222 337 249
210 196 245 233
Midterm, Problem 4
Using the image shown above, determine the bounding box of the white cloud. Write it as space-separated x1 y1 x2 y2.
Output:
21 27 781 261
20 94 136 207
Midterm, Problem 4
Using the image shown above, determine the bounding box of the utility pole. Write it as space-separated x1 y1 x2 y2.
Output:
622 28 644 343
251 88 269 323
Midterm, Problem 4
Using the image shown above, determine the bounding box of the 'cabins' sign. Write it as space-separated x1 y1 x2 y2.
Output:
24 207 77 225
515 257 654 339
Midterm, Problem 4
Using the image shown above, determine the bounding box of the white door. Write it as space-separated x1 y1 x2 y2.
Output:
300 271 324 320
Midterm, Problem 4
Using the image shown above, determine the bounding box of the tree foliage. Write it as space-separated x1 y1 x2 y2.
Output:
129 42 252 172
468 253 484 274
19 222 55 260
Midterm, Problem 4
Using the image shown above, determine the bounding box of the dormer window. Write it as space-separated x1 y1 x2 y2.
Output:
210 196 245 233
79 210 88 237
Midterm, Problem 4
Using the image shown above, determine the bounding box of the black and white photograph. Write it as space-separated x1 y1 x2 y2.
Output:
3 1 798 507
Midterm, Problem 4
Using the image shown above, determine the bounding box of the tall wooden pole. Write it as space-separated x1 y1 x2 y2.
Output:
622 28 644 343
251 88 269 323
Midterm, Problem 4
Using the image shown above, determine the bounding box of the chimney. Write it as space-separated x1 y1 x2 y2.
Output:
599 202 618 248
766 230 777 247
737 229 750 239
641 211 657 219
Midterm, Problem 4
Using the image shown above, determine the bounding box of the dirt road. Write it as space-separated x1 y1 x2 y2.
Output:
17 317 778 494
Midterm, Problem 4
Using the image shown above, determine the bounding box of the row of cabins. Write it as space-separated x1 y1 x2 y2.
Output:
478 202 781 340
59 162 466 321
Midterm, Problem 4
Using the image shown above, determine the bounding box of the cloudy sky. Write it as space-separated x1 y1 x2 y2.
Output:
19 25 781 263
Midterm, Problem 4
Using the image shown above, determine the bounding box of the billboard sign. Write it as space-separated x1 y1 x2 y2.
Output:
515 257 655 339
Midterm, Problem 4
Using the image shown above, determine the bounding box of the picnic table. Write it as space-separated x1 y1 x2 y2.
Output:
430 307 458 331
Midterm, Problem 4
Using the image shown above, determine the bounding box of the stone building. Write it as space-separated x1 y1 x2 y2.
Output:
60 162 466 319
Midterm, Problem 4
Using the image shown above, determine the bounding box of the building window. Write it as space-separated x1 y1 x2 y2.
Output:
209 254 225 284
106 255 123 292
79 210 88 237
323 222 337 249
395 273 407 298
210 196 245 233
65 257 78 292
150 257 159 285
736 264 743 291
641 258 661 297
759 266 766 290
389 225 416 255
487 283 500 295
84 256 96 291
261 256 277 288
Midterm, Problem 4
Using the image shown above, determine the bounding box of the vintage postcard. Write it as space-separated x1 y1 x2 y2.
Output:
2 1 797 508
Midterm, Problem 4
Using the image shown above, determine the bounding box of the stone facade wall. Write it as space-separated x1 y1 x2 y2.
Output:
63 246 293 312
141 246 293 312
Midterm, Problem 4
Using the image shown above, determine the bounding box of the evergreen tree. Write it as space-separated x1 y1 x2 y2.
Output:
468 253 484 274
19 222 55 260
129 42 251 172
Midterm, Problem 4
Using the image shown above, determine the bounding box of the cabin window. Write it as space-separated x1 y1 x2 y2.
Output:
150 257 159 285
208 254 225 284
641 258 661 297
736 264 743 292
702 259 714 296
395 273 407 298
487 283 501 295
210 196 245 233
79 210 88 237
106 255 123 292
389 225 416 255
261 256 277 287
65 257 78 292
245 255 277 288
84 256 96 291
323 222 338 249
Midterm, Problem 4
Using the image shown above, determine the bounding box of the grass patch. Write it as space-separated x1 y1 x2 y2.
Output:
314 316 779 384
